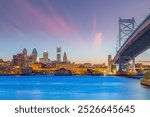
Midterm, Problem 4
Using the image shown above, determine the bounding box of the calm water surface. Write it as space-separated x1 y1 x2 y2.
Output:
0 76 149 100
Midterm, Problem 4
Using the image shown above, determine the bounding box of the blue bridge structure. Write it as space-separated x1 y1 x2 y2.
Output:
113 14 150 72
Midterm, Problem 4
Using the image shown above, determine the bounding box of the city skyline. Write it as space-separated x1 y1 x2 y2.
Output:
4 47 101 64
0 0 150 64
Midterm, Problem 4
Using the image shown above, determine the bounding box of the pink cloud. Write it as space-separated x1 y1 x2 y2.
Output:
94 32 103 46
15 0 65 35
0 0 89 48
92 17 103 47
43 1 75 33
0 0 82 42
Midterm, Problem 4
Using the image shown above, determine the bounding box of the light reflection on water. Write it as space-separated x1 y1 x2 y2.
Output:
0 75 149 100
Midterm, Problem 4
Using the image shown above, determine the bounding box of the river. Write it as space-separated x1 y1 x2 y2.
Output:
0 76 149 100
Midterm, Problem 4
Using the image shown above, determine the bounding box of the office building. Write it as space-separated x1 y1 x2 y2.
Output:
56 47 61 63
12 53 26 67
22 48 27 56
63 52 67 63
32 48 38 63
39 51 50 64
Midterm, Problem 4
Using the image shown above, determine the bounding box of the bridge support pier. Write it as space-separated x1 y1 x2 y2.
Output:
118 56 132 75
118 56 122 72
132 58 136 72
118 56 128 72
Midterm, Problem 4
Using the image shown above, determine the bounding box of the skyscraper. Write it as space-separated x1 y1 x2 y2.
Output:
56 47 61 63
43 51 48 61
43 51 49 63
22 48 28 66
22 48 27 56
39 51 50 64
63 52 67 63
32 48 37 63
12 53 26 67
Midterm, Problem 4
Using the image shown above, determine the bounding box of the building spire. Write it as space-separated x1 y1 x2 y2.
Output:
63 52 67 63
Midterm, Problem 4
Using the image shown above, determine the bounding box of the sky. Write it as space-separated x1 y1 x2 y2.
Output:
0 0 150 64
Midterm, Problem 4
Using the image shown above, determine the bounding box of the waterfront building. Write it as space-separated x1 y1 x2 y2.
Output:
56 63 77 70
12 53 26 67
0 59 4 66
51 60 58 67
143 65 150 70
83 63 92 68
56 47 61 63
63 52 67 63
135 63 150 71
135 63 143 70
93 64 104 68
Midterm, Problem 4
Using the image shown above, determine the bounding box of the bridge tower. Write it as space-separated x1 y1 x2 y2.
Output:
119 17 135 48
118 17 136 72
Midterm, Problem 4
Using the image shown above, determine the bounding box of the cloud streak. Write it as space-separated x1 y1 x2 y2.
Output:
0 0 79 40
94 32 103 46
92 16 103 47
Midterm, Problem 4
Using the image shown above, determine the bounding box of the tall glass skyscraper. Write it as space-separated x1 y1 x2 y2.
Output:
32 48 38 63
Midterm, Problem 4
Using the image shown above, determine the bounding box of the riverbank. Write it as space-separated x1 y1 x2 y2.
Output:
0 74 142 78
140 72 150 87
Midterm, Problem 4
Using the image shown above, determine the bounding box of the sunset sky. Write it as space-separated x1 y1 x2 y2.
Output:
0 0 150 64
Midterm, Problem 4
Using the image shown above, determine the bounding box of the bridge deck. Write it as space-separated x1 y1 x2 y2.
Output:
113 14 150 64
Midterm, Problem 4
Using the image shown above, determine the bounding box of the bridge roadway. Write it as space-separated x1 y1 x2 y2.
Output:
113 14 150 66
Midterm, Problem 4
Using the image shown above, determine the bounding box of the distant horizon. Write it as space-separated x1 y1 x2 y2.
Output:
0 47 150 65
